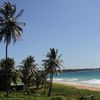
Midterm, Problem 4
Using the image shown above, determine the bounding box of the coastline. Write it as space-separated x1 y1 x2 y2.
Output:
53 81 100 92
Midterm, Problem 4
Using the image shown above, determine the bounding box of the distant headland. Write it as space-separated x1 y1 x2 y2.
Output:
62 68 100 73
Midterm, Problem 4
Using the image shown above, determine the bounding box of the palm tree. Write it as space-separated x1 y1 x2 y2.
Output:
0 2 25 59
0 2 25 96
0 58 16 95
20 56 38 90
42 48 63 96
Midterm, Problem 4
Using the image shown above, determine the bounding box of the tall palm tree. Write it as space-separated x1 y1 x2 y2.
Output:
20 56 38 90
42 48 63 96
0 2 25 59
0 2 25 96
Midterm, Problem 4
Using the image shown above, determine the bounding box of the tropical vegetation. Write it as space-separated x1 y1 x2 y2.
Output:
0 1 98 100
0 2 64 98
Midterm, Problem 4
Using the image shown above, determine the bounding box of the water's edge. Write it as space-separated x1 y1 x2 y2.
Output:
54 70 100 86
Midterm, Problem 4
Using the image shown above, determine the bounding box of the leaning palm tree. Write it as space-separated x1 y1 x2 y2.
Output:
42 48 63 96
0 2 25 59
20 56 38 90
0 2 25 96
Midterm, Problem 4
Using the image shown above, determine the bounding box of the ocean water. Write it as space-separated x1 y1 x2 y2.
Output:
54 70 100 86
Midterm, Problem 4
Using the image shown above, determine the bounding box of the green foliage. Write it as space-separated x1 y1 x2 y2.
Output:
20 56 38 89
0 58 17 89
43 48 63 75
0 58 17 88
25 88 36 95
0 1 25 45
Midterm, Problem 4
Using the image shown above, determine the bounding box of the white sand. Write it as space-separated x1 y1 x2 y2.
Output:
53 81 100 92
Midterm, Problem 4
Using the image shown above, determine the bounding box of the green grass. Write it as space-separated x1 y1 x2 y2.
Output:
0 83 100 100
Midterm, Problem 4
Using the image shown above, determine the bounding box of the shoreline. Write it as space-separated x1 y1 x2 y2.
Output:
53 81 100 92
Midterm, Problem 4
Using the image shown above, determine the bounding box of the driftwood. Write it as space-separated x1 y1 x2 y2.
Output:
79 95 94 100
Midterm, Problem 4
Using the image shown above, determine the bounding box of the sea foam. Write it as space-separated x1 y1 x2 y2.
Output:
54 78 100 86
54 78 78 82
81 79 100 85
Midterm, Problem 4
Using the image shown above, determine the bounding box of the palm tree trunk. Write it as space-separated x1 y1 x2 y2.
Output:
48 73 53 96
43 77 47 93
5 42 9 96
24 83 28 91
6 42 8 59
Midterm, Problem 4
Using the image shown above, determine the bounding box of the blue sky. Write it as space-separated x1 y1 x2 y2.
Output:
0 0 100 69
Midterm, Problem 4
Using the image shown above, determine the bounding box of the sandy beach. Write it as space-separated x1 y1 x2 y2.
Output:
54 81 100 92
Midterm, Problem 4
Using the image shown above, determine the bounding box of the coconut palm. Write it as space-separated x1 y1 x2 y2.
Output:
20 56 38 90
0 2 25 96
0 58 17 95
42 48 63 96
0 2 25 59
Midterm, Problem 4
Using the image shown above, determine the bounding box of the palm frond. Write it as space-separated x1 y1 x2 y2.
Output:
16 22 25 26
14 9 24 20
0 2 24 45
43 48 64 76
11 4 16 16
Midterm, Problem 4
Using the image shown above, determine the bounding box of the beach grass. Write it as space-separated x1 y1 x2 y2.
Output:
0 83 100 100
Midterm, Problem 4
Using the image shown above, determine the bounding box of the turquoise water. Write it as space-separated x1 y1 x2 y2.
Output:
54 70 100 86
